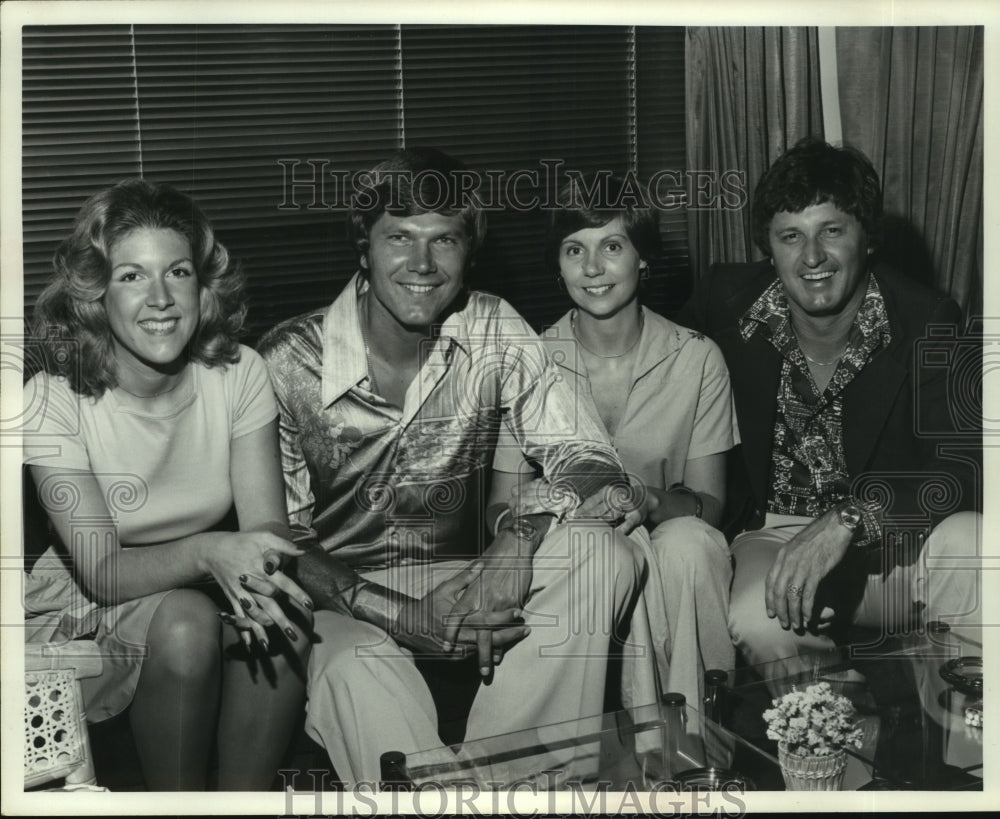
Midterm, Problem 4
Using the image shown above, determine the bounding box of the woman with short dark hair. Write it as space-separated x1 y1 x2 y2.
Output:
492 174 740 708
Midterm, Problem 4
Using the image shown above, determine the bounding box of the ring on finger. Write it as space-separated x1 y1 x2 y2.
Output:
787 583 803 597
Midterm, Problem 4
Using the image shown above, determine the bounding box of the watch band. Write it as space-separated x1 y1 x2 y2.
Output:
351 581 409 634
667 483 703 520
496 513 548 554
509 518 538 541
492 507 514 537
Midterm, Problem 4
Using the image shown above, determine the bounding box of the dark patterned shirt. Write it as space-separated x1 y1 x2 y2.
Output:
258 273 625 569
738 274 892 545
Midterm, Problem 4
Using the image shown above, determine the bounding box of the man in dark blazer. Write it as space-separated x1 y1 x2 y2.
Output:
679 138 981 664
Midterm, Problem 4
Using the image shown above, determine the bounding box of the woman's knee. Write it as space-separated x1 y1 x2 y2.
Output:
649 517 731 574
146 589 221 682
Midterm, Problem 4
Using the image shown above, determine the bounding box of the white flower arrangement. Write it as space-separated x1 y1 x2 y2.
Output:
763 682 864 757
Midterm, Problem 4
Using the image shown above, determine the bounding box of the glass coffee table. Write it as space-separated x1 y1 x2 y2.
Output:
395 699 784 791
716 625 983 790
392 624 981 792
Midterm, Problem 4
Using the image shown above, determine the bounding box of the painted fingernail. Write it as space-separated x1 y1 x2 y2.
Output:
302 598 314 611
259 638 269 652
238 574 248 583
240 597 253 610
264 562 277 575
284 626 298 642
217 611 237 625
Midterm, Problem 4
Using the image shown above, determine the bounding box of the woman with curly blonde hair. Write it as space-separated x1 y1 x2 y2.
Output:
25 178 311 790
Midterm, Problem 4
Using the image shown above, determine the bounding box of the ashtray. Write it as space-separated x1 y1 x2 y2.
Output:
938 656 983 697
674 767 755 791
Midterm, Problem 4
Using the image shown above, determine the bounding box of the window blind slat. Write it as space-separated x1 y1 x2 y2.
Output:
22 23 688 342
22 25 141 329
128 24 401 339
637 27 690 315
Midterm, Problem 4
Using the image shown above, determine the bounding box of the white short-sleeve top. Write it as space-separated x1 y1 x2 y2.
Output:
23 345 277 545
493 307 740 490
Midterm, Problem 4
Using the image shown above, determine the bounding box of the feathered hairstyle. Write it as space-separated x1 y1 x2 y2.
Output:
32 178 246 397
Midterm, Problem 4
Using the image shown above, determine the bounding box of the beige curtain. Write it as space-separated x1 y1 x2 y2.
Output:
837 27 983 318
685 27 824 279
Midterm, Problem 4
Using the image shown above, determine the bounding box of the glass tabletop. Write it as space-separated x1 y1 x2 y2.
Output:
399 700 785 791
716 626 983 790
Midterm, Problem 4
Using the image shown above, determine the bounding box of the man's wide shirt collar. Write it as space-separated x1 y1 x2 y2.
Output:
738 274 891 543
260 274 620 569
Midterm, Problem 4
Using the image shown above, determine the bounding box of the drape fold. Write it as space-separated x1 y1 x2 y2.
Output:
685 27 823 279
686 25 982 320
837 27 983 318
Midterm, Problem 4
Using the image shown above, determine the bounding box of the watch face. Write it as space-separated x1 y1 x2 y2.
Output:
840 505 862 529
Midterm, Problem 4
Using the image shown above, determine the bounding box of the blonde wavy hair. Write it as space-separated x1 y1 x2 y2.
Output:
32 178 246 397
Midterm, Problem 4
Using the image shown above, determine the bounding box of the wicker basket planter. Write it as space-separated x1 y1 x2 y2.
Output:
777 742 847 791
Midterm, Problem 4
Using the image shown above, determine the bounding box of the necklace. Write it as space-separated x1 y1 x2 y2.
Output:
358 296 379 394
802 349 844 367
571 310 644 359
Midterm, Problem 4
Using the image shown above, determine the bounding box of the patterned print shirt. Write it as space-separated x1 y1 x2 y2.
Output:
258 273 624 570
738 274 892 545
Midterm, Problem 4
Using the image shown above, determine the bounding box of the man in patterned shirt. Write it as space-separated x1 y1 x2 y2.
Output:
258 148 657 784
680 138 982 665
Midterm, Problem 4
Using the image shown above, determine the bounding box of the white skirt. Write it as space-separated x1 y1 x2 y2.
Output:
24 545 173 723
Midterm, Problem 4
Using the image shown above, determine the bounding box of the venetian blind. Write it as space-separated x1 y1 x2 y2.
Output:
401 24 633 328
636 26 690 315
22 26 142 315
22 24 688 340
131 24 401 337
